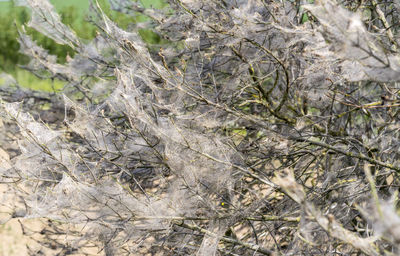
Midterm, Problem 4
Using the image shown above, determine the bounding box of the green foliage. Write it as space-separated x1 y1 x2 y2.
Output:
0 0 167 91
0 3 27 72
13 69 64 92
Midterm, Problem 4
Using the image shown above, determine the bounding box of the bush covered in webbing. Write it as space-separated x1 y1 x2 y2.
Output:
2 0 400 255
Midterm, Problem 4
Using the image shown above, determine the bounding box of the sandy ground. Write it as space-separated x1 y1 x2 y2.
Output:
0 218 28 256
0 118 33 255
0 217 46 256
0 182 37 256
0 143 44 255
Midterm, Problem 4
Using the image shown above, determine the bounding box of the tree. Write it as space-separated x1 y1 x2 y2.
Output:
2 0 400 255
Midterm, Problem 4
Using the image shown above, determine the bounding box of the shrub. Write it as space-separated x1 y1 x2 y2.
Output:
2 0 400 255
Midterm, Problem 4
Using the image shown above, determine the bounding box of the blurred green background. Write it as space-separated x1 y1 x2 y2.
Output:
0 0 166 91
